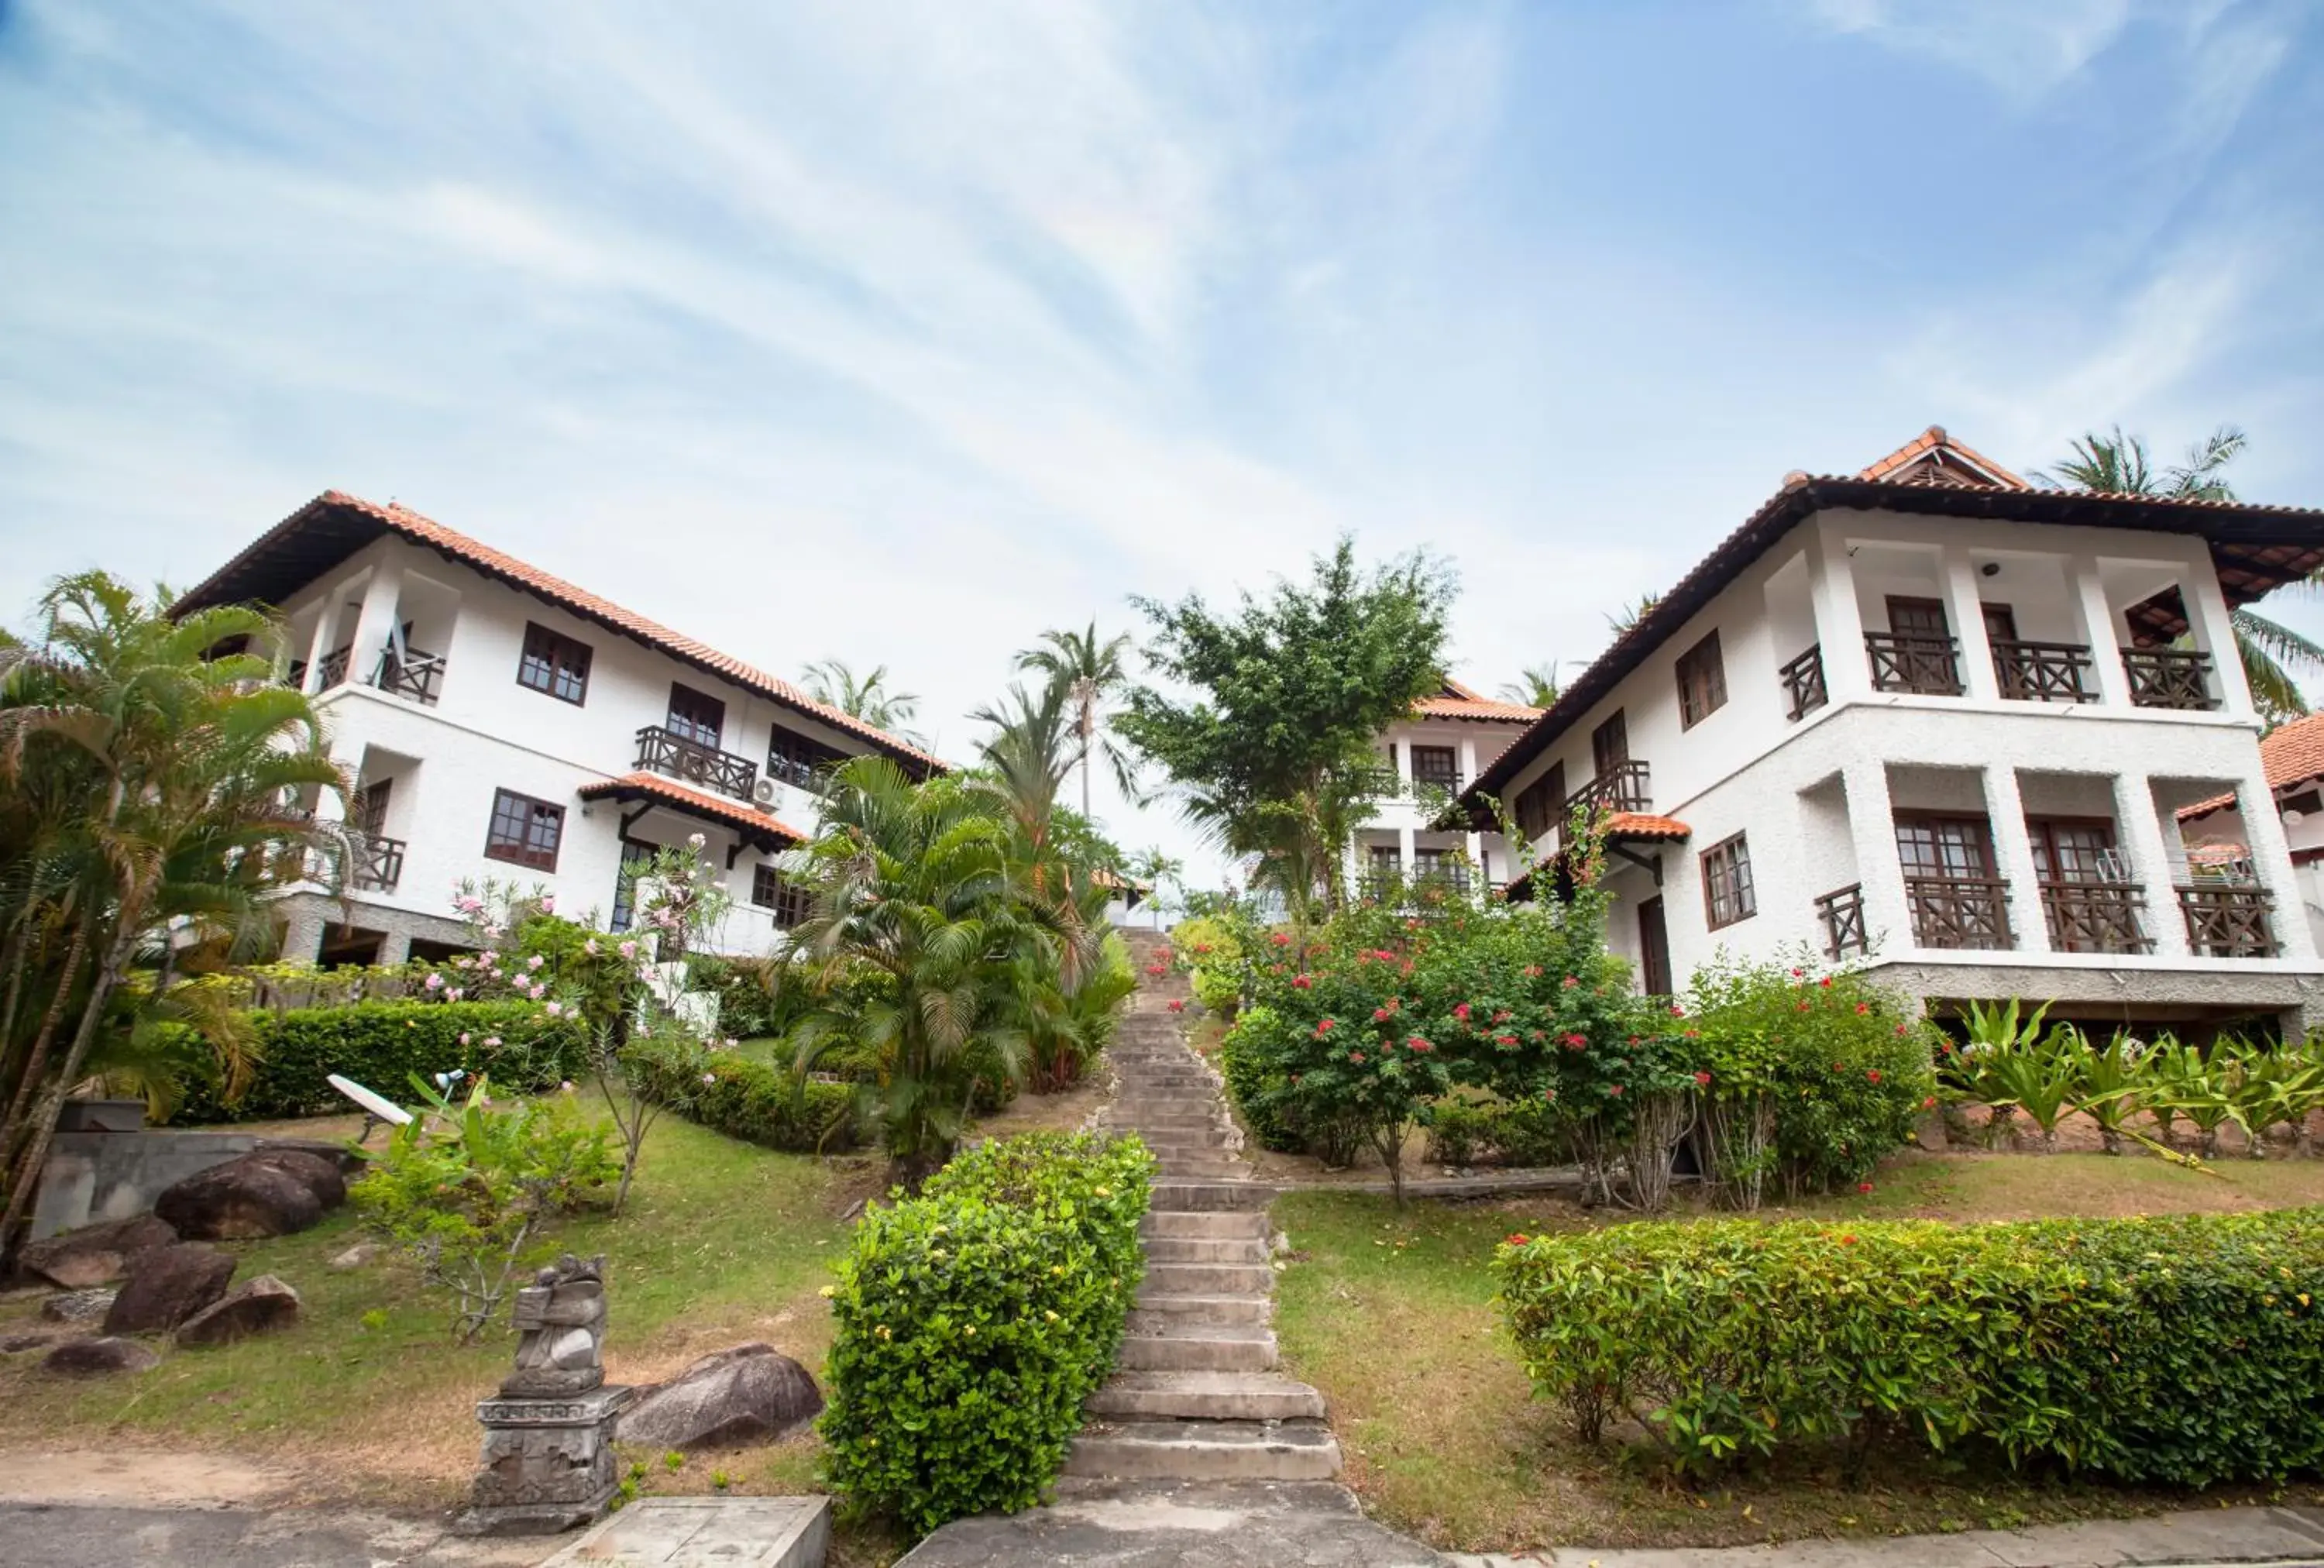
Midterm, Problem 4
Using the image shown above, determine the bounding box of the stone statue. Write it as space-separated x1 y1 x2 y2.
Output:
501 1253 607 1398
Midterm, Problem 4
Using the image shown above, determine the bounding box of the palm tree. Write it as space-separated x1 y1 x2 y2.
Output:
2039 426 2324 723
1016 622 1140 820
1606 595 1661 638
0 574 345 1257
781 758 1038 1188
1497 662 1563 708
799 658 922 738
1126 845 1184 930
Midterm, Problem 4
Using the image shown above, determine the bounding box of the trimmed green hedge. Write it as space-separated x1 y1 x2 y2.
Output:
1496 1209 2324 1484
627 1040 863 1154
820 1132 1155 1535
170 1002 590 1124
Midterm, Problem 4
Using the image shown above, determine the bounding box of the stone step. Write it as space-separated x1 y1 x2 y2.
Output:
1145 1237 1268 1265
1086 1371 1325 1422
1064 1418 1342 1482
1143 1261 1275 1296
1143 1210 1269 1240
1152 1181 1274 1213
1130 1126 1236 1144
1129 1295 1270 1328
1156 1161 1247 1181
1118 1325 1277 1374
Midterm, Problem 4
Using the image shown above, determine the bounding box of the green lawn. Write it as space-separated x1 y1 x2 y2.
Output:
1274 1152 2324 1555
0 1109 882 1528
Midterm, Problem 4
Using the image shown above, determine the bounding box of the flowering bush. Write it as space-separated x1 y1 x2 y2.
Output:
1169 910 1254 1016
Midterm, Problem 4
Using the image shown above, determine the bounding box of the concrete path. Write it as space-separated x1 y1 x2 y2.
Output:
0 1502 545 1567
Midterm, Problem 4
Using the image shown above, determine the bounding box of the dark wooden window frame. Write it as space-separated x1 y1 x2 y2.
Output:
483 787 565 872
517 621 593 705
1514 762 1566 841
1675 631 1728 729
750 862 811 929
1591 711 1629 776
1409 744 1460 792
666 683 726 750
1700 832 1756 930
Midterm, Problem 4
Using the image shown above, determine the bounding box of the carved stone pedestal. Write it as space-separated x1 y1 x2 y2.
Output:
454 1384 634 1537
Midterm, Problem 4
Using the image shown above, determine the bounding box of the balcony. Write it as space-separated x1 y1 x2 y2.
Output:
1903 876 2013 950
1356 865 1474 904
370 648 445 707
1565 760 1652 817
1865 631 1962 696
312 644 353 691
2038 881 2150 954
2178 884 2278 958
1815 882 1868 959
635 725 759 800
1780 645 1829 722
765 753 830 794
352 831 407 893
2123 648 2219 711
1991 640 2096 704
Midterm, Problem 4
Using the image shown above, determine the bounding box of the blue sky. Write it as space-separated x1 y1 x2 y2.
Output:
3 1 2321 887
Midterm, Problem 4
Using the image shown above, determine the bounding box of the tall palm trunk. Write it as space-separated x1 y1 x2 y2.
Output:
0 916 90 1166
1 913 137 1259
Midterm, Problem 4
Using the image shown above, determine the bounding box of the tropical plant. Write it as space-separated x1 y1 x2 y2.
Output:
1975 1024 2086 1152
2150 1037 2240 1158
800 658 923 739
1497 662 1563 708
2038 426 2321 722
1016 622 1141 820
1118 538 1455 932
1126 845 1184 930
1605 594 1661 638
0 573 346 1263
2071 1030 2151 1155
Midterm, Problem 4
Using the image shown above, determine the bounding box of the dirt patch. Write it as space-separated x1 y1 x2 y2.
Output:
0 1446 300 1507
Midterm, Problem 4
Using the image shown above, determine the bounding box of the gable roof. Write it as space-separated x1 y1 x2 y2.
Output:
1413 679 1543 724
1856 425 2028 490
1460 432 2324 815
176 491 945 775
574 772 806 852
2179 711 2324 824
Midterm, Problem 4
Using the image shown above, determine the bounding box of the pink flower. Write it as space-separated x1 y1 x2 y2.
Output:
583 938 599 955
527 954 545 971
1669 1003 1686 1017
1693 1071 1712 1087
1562 1033 1587 1050
1292 974 1313 989
1563 975 1580 989
447 988 463 1001
530 984 547 1000
1494 1033 1517 1047
1522 965 1542 978
1407 1036 1433 1053
458 1032 472 1046
619 940 638 959
1270 932 1291 948
483 1035 501 1048
424 972 443 992
702 1071 717 1085
559 1080 576 1093
1492 1009 1511 1023
1452 1002 1470 1021
545 1001 563 1017
1317 1017 1337 1033
1607 1084 1624 1097
1349 1050 1367 1064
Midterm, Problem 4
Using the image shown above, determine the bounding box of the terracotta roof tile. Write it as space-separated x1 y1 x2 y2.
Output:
181 490 945 774
1602 812 1690 841
575 772 806 844
1412 693 1544 722
1858 425 2028 490
2178 712 2324 823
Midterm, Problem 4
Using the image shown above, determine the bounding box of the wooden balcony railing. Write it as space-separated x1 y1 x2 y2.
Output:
635 725 759 800
2178 884 2278 958
370 648 445 707
765 754 834 794
2039 880 2150 954
1815 882 1868 959
313 644 353 691
1780 644 1829 721
1865 631 1963 696
1356 866 1475 904
2123 648 2219 710
1991 640 2097 703
1904 876 2013 950
1565 759 1652 817
352 831 407 893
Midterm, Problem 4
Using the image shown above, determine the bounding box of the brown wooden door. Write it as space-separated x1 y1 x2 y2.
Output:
1982 603 2020 641
1887 597 1950 638
1591 710 1628 775
1637 896 1672 996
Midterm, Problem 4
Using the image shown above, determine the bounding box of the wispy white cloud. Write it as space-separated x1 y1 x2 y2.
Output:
1801 0 2133 96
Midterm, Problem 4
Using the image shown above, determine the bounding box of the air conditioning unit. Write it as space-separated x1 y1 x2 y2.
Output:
752 777 785 813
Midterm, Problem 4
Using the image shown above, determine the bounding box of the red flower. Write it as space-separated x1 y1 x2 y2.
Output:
1404 918 1422 930
1452 1002 1471 1021
1607 1084 1624 1096
1193 943 1212 955
1317 1017 1336 1033
1505 1233 1529 1246
1522 965 1542 978
1921 1095 1937 1109
1693 1071 1712 1087
1372 1007 1391 1023
1408 1036 1435 1053
1856 1182 1874 1195
1669 1003 1686 1017
1866 1069 1882 1083
1562 1033 1587 1050
1270 931 1291 947
1900 1024 1913 1038
1167 999 1185 1013
1494 1033 1517 1046
1819 975 1834 989
1529 1030 1545 1043
1839 1234 1858 1246
1292 974 1313 989
1789 967 1804 978
1683 1028 1700 1040
1146 964 1167 976
1349 1050 1367 1064
1492 1009 1511 1023
1796 1001 1812 1012
1855 1002 1869 1016
1563 975 1580 989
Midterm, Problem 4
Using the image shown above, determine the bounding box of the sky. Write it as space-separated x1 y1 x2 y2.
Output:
3 0 2322 893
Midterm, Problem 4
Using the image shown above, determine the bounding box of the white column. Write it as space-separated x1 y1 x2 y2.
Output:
1980 765 2050 953
1458 734 1483 879
1806 526 1870 704
346 552 407 691
2112 772 2189 958
301 596 346 694
2071 555 2132 708
2237 769 2319 960
1394 738 1415 789
1397 824 1416 875
1841 758 1911 955
1942 546 1999 702
2185 566 2256 720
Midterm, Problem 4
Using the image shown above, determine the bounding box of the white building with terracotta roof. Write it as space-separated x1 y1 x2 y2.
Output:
177 491 943 965
2181 711 2324 958
1349 680 1541 899
1456 428 2324 1037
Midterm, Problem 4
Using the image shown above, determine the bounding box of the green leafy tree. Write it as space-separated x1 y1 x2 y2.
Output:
2038 426 2322 722
800 658 923 739
1119 538 1456 927
1016 622 1141 820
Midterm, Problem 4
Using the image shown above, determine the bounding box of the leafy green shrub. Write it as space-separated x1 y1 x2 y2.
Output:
686 953 786 1040
820 1132 1155 1535
1424 1095 1571 1167
167 1001 590 1125
626 1037 862 1154
1218 1005 1305 1154
349 1075 619 1340
1496 1209 2324 1484
1171 913 1248 1015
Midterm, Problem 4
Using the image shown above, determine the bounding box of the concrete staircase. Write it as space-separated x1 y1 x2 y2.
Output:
1068 930 1342 1484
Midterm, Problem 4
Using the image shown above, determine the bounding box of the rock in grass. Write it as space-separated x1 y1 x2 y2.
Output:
105 1243 234 1334
329 1241 383 1271
618 1344 823 1451
155 1149 345 1241
0 1329 60 1353
44 1336 160 1377
19 1215 178 1290
42 1289 118 1324
176 1275 301 1347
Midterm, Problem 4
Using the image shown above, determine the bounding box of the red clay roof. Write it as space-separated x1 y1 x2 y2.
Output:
575 772 806 847
1414 693 1544 722
1602 812 1690 841
2178 712 2324 823
176 491 945 775
1857 425 2028 490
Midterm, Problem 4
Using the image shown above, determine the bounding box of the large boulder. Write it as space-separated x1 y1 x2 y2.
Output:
155 1148 346 1241
105 1243 234 1334
176 1274 301 1347
41 1288 117 1324
19 1215 177 1290
619 1343 823 1452
45 1336 160 1376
